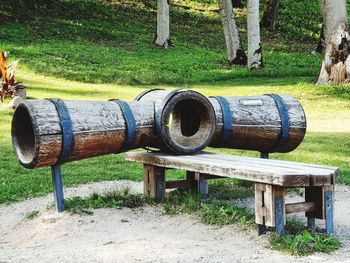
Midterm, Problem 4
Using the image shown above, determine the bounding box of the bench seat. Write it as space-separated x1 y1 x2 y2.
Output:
125 151 339 236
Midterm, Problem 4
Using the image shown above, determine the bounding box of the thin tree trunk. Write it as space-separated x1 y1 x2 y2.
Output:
218 0 247 65
260 0 279 30
154 0 171 48
317 0 350 84
247 0 263 68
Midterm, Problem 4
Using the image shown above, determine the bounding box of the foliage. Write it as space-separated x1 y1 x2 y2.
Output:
270 219 342 255
65 187 152 215
24 210 40 220
0 52 22 101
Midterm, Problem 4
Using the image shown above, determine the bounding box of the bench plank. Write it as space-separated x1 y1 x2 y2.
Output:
126 152 338 187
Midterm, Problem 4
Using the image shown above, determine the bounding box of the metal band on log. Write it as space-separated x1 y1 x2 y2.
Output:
209 94 306 153
12 90 216 168
136 90 307 153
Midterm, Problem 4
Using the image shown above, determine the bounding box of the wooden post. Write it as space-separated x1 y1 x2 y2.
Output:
307 217 316 230
186 171 197 193
324 189 334 235
275 196 284 236
51 165 65 212
194 172 209 200
143 164 165 201
257 152 268 234
260 152 269 159
255 183 285 235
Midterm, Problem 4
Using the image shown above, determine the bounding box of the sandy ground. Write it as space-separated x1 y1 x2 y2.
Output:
1 180 350 263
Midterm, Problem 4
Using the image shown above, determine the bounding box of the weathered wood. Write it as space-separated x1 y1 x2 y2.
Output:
12 90 215 168
255 183 285 227
126 152 337 187
285 202 315 214
209 95 306 153
135 90 307 153
165 179 189 189
143 164 165 200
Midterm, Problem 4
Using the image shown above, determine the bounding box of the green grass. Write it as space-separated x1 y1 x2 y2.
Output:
24 210 40 220
270 219 342 255
65 187 151 215
0 0 350 204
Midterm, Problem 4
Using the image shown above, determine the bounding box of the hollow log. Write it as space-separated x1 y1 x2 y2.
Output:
136 90 307 153
12 90 215 168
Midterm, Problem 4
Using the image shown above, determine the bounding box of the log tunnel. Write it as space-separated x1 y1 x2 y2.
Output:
11 90 216 169
136 89 307 154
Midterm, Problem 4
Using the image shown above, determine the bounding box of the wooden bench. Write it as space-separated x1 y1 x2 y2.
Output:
125 151 338 236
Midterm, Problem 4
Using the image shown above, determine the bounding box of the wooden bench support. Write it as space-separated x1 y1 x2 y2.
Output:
128 152 338 236
143 166 209 201
324 190 334 235
255 183 285 236
143 164 165 200
51 165 65 212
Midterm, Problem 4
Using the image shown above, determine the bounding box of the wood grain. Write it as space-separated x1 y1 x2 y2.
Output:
126 152 337 187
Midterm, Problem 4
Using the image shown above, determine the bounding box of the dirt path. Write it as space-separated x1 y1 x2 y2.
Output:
1 181 350 263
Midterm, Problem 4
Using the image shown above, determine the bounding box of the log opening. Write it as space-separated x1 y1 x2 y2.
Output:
154 90 215 154
11 104 36 167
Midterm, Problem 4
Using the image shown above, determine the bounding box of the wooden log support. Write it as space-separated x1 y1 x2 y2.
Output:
143 164 165 201
51 165 65 212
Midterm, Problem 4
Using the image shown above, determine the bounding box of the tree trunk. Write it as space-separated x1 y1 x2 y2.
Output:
154 0 171 48
314 24 326 54
317 0 350 84
260 0 279 30
247 0 263 68
314 0 326 54
218 0 247 65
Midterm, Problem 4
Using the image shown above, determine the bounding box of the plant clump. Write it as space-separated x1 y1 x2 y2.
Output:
0 51 24 102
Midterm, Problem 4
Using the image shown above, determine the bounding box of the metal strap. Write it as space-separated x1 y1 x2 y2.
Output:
211 96 232 146
134 88 164 101
48 99 74 164
111 100 137 152
265 94 290 152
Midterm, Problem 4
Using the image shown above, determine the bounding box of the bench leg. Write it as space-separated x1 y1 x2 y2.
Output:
51 165 65 212
307 217 316 230
143 164 165 201
275 196 285 236
324 190 334 235
258 224 266 235
186 171 197 193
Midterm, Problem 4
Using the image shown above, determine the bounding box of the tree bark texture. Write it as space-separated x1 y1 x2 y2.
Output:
154 0 171 48
247 0 263 68
317 0 350 84
218 0 247 65
260 0 279 30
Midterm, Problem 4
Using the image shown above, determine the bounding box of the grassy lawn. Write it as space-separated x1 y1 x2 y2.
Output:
0 0 350 204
